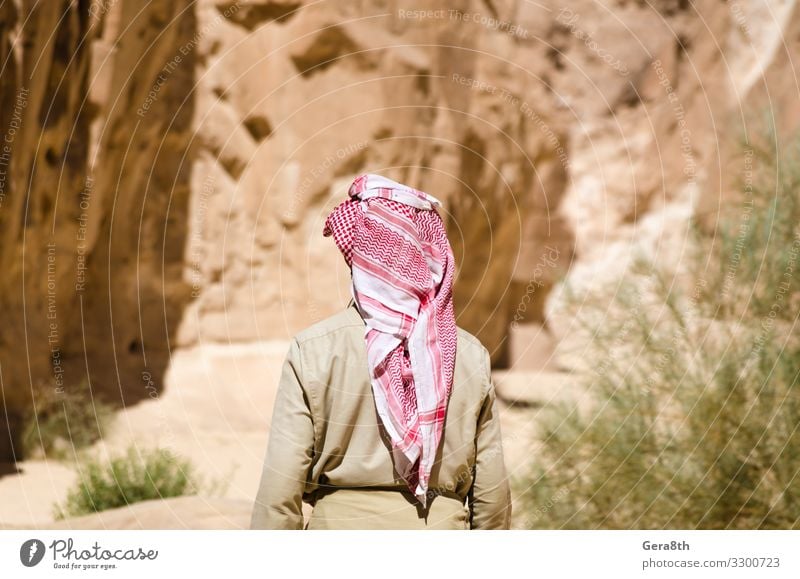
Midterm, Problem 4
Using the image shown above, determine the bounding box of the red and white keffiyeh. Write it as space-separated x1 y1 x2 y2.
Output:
323 173 457 506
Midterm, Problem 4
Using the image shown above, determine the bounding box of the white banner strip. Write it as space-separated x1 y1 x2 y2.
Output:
1 530 798 578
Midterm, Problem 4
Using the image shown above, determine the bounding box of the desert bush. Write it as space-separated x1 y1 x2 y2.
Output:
55 446 198 519
516 122 800 529
20 381 114 460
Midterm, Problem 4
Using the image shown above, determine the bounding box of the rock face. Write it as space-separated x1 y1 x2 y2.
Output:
0 1 196 459
1 0 799 462
178 0 575 363
544 0 800 363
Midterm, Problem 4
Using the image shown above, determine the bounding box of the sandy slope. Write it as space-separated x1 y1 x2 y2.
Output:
0 341 579 529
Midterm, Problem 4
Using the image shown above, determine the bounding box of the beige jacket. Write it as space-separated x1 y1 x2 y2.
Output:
250 299 511 530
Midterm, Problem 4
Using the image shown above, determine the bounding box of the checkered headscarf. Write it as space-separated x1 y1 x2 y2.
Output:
323 173 457 506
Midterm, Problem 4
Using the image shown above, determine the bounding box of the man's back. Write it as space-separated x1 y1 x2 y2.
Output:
250 300 512 529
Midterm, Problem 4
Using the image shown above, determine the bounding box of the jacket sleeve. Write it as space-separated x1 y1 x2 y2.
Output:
250 338 315 530
468 347 512 529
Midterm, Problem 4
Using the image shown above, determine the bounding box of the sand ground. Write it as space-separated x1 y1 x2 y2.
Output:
0 341 582 528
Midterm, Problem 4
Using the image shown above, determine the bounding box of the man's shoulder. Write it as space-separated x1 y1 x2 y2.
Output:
456 325 487 354
292 305 363 345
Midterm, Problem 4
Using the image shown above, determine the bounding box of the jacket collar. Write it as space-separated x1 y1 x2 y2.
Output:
346 297 365 326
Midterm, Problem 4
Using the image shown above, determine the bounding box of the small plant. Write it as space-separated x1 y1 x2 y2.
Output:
55 446 198 519
21 380 114 460
515 119 800 529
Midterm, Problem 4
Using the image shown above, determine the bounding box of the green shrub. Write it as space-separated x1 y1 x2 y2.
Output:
698 120 800 321
515 121 800 529
21 381 114 460
55 446 198 519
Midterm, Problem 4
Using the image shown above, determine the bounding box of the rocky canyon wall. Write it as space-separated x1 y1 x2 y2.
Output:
178 0 575 363
0 0 195 459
